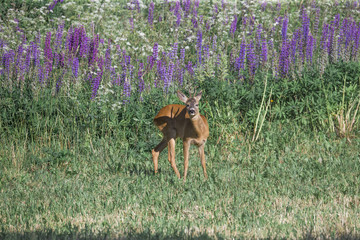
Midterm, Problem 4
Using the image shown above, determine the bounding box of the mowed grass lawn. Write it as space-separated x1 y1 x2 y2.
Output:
1 124 359 239
1 0 360 239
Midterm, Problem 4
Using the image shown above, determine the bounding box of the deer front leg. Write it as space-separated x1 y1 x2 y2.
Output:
183 140 191 181
198 143 208 179
168 138 181 179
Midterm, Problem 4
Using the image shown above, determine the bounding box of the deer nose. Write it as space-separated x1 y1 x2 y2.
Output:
189 109 195 115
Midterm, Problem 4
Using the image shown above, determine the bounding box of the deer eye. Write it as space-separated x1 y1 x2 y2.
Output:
195 104 199 107
186 104 189 107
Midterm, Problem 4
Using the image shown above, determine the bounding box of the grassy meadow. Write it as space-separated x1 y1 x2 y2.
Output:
1 0 360 239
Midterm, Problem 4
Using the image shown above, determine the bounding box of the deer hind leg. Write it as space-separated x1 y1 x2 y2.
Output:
167 134 181 179
198 144 208 179
152 139 167 174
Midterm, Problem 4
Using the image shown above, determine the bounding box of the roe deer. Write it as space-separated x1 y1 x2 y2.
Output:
151 90 209 180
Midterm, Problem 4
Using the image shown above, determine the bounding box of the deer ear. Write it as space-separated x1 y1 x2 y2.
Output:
177 91 188 103
194 91 202 101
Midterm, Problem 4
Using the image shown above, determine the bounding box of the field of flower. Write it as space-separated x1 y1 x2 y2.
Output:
1 0 360 239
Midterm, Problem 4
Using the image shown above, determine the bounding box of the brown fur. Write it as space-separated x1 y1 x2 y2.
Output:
151 91 209 180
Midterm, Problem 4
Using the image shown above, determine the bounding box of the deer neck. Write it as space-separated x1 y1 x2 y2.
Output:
190 114 206 135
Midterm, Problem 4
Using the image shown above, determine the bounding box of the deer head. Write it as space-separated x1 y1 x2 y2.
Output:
177 90 202 119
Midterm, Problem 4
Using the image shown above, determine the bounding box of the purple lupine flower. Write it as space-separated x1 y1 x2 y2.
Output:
164 62 174 91
338 18 347 59
311 0 317 8
203 45 210 60
261 2 267 11
248 15 255 36
256 24 263 45
230 15 238 37
301 8 310 43
221 0 226 10
88 35 99 66
237 40 246 70
24 45 31 73
290 29 299 65
148 2 155 27
178 67 184 86
138 62 145 94
216 54 221 66
72 57 79 78
30 41 40 68
0 39 5 50
321 23 329 51
155 60 163 88
123 64 133 102
276 2 281 12
55 69 66 94
91 57 104 99
72 27 80 54
194 0 200 8
261 38 268 65
242 16 247 28
186 61 194 75
180 48 185 62
197 30 202 64
58 52 65 68
35 31 41 45
105 39 111 71
79 28 89 58
282 16 288 42
223 14 229 26
268 39 274 51
298 35 305 65
352 23 360 60
191 16 198 29
184 0 191 16
333 14 340 28
172 42 178 59
205 20 211 32
44 31 53 77
344 18 353 49
174 1 182 27
246 41 256 77
213 3 218 16
152 42 158 60
130 0 140 13
212 35 217 51
38 65 44 84
15 42 24 70
279 40 290 78
55 22 64 52
123 79 131 102
314 8 320 35
98 55 104 71
49 0 64 11
66 26 73 53
306 35 315 64
91 72 102 99
3 50 15 78
327 24 336 61
147 55 155 71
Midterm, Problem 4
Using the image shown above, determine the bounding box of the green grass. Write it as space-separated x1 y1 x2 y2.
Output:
1 124 359 239
1 0 360 239
1 66 360 238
